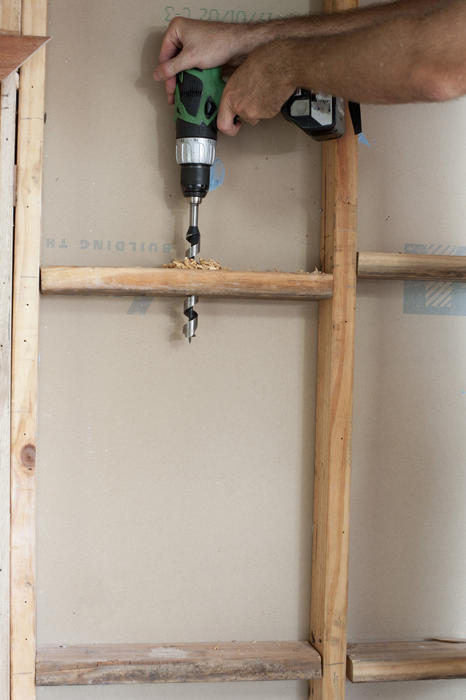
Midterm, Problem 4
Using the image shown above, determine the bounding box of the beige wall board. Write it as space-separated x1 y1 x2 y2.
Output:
350 285 466 637
357 98 466 252
38 681 313 700
346 681 466 700
37 295 317 631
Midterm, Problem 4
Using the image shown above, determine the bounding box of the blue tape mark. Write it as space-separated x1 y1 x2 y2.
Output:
403 243 466 316
127 297 153 315
209 157 225 192
358 132 370 147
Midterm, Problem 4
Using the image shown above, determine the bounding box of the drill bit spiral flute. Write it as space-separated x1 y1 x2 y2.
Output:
174 68 224 342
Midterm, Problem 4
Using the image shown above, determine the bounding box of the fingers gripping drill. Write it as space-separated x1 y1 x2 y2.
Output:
175 67 224 342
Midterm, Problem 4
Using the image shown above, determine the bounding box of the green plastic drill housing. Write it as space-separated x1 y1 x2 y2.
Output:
175 67 224 130
175 67 225 199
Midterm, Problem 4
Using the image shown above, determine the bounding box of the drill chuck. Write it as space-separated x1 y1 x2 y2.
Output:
179 164 209 199
176 138 216 198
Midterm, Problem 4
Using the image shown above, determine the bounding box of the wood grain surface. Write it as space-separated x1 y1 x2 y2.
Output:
347 640 466 682
10 1 47 698
358 251 466 280
309 4 358 694
40 266 333 300
0 66 16 700
0 7 20 698
0 0 20 34
36 641 322 685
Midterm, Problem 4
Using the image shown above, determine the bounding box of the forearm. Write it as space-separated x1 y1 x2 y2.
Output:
241 0 445 49
285 1 465 103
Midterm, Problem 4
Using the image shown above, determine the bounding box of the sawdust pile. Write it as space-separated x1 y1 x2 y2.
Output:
164 257 228 270
165 259 322 274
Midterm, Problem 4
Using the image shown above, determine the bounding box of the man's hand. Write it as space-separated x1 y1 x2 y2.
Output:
217 40 297 136
154 18 253 104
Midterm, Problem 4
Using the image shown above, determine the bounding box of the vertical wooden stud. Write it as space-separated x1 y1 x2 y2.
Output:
1 5 22 698
309 2 358 699
10 0 47 697
0 68 18 700
0 0 21 34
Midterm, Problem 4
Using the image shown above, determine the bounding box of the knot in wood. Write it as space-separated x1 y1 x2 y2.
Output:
21 443 36 471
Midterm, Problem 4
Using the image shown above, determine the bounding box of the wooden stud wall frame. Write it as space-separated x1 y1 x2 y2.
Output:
3 0 354 695
2 0 466 698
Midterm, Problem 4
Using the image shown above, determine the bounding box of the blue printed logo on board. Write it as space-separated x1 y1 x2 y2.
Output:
209 158 225 192
403 243 466 316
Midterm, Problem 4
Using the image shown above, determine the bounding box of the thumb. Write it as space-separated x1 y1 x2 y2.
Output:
154 53 189 82
217 96 242 136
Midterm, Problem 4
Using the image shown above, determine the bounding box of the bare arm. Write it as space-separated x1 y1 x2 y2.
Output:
217 0 466 134
251 0 445 39
296 0 466 103
154 0 444 102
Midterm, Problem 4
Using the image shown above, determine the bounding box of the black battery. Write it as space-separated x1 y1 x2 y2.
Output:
281 89 345 141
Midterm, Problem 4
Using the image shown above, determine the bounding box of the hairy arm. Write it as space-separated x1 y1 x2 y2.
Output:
154 0 444 102
249 0 445 39
217 0 466 134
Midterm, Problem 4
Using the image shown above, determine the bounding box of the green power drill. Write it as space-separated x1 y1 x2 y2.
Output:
175 67 225 342
174 67 349 342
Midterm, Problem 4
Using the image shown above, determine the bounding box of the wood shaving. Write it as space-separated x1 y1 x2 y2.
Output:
164 257 228 270
292 267 323 275
272 266 322 275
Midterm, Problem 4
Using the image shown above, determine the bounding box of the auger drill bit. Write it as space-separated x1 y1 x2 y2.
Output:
183 196 201 343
